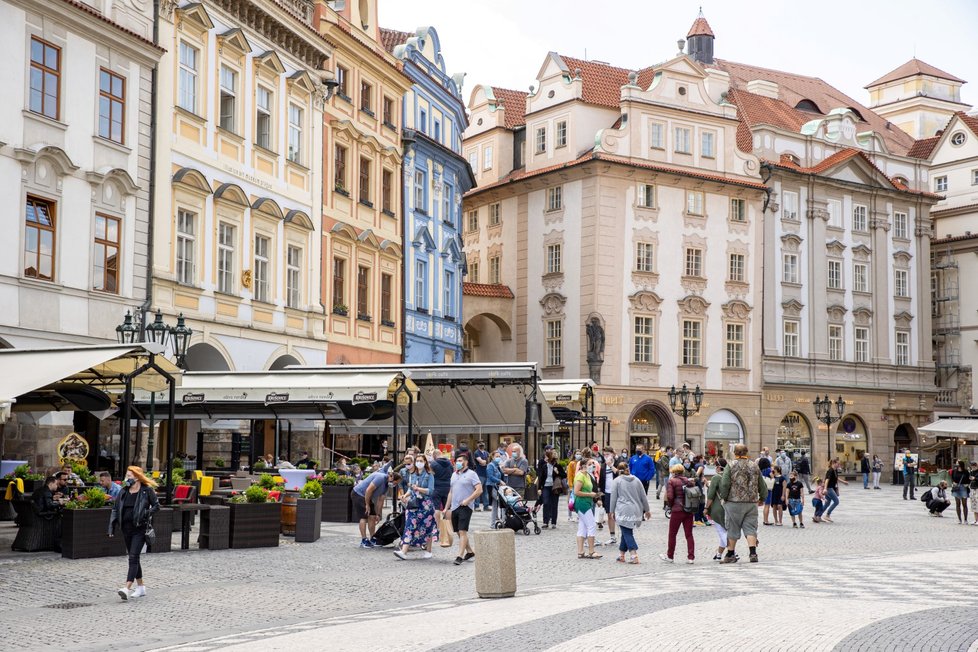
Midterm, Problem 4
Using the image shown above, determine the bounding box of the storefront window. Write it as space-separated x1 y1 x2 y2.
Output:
777 412 811 460
835 417 867 474
704 409 743 460
629 408 660 451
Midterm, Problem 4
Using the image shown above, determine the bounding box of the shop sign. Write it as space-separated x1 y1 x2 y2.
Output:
265 392 289 406
181 393 205 404
555 394 574 402
601 395 624 405
353 391 378 404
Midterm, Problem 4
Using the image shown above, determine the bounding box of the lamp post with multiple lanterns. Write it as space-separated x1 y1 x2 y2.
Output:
813 394 845 470
668 383 703 449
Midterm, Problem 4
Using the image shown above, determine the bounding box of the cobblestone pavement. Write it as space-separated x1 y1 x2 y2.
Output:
1 483 976 651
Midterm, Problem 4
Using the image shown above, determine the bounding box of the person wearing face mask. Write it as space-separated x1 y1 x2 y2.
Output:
108 466 159 600
502 445 528 492
595 447 618 545
536 448 566 529
444 455 482 565
394 456 437 560
486 451 504 524
628 445 655 495
573 458 602 559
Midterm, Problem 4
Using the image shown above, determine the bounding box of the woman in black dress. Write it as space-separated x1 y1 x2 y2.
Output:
108 466 159 600
770 466 787 526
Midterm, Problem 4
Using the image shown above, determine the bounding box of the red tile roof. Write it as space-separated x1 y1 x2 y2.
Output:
490 87 528 129
866 58 966 88
61 0 163 51
958 111 978 137
556 55 631 109
379 27 412 54
907 136 941 159
463 282 515 299
687 11 715 38
932 231 978 244
932 202 978 217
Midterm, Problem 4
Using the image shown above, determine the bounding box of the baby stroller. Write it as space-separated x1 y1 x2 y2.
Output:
492 483 541 535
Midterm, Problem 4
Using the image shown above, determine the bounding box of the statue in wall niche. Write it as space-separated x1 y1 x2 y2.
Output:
586 316 605 384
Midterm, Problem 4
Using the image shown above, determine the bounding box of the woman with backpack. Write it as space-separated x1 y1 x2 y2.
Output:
660 464 697 564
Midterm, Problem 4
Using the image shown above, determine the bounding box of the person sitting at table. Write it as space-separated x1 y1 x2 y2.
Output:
335 458 351 476
99 472 122 501
54 472 70 500
33 476 64 517
60 464 85 487
294 451 313 468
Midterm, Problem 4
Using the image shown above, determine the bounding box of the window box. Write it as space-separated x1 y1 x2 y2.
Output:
360 108 375 118
383 120 397 132
383 209 396 218
332 305 348 316
336 93 352 104
334 186 350 197
381 319 396 328
357 313 372 322
358 199 374 209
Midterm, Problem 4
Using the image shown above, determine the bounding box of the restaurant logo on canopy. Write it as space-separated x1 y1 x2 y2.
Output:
265 392 289 405
181 393 205 404
555 394 574 402
352 391 377 404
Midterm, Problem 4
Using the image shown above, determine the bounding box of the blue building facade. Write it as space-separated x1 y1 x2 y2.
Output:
384 27 474 363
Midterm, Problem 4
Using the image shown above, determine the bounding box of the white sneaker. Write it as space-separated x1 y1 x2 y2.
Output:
118 587 131 601
132 586 146 598
393 550 407 560
686 559 695 565
421 551 433 559
658 554 673 563
605 537 617 545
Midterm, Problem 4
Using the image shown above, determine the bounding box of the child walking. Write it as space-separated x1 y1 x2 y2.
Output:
786 471 805 528
811 478 826 523
770 466 787 526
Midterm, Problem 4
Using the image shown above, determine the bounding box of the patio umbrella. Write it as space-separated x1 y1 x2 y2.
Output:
423 430 434 457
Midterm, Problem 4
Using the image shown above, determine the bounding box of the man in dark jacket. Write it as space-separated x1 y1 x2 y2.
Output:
431 451 454 511
32 476 63 518
796 452 813 493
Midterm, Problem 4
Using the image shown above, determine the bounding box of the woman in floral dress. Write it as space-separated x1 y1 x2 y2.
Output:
394 454 438 560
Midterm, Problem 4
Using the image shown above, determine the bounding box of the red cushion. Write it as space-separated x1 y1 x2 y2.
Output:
174 485 191 500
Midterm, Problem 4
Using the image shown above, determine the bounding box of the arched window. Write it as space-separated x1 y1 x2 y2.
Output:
795 99 821 113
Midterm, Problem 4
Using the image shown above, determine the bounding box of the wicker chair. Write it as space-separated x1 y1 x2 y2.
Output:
11 500 61 552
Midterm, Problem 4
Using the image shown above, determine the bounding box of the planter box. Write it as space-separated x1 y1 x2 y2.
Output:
147 508 174 554
62 508 127 559
295 497 322 543
321 485 353 523
524 485 539 502
229 501 281 549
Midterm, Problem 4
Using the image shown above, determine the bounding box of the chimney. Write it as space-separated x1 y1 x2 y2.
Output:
746 79 779 99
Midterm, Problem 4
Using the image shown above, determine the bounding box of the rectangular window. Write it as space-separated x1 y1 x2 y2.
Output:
489 256 501 284
895 330 910 366
414 260 427 310
674 127 691 153
852 204 868 232
782 191 799 220
25 196 56 281
359 157 371 204
332 258 346 308
854 262 869 293
357 265 369 317
444 270 455 318
547 186 563 211
360 80 372 113
895 269 909 297
546 320 562 367
253 234 270 303
442 184 452 223
827 199 843 228
535 126 547 153
972 169 978 186
287 104 303 163
783 320 800 357
827 260 842 289
414 170 426 212
636 242 655 273
725 323 745 368
854 327 869 363
935 176 947 192
729 198 746 222
634 316 654 364
468 261 479 283
684 247 703 277
98 69 125 143
783 253 799 284
546 243 562 274
217 222 235 294
219 65 237 132
93 214 120 293
893 211 908 239
828 324 844 361
483 146 493 170
467 210 479 232
701 131 715 157
286 246 301 309
382 96 394 125
380 273 393 323
29 37 61 119
468 151 477 172
686 191 704 215
433 119 441 142
488 203 501 226
336 66 348 98
176 209 196 285
256 86 272 149
637 183 655 208
556 120 567 148
650 122 665 149
177 42 198 113
382 169 393 213
682 319 702 366
728 253 745 282
418 108 427 133
334 145 347 191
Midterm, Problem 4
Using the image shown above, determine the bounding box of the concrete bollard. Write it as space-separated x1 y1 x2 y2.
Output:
472 529 516 598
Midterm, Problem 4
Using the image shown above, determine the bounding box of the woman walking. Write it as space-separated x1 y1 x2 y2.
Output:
822 459 848 522
572 457 602 559
950 460 971 524
705 459 730 560
770 466 787 526
394 455 438 559
660 464 695 564
609 463 650 563
860 453 871 490
108 466 159 600
536 449 565 529
871 455 883 490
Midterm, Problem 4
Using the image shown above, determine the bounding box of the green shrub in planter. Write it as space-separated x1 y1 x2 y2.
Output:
244 485 270 503
253 459 267 470
171 457 185 469
64 487 108 510
300 480 323 499
321 471 339 486
213 458 226 468
258 473 276 490
70 462 96 484
335 475 355 486
7 464 45 482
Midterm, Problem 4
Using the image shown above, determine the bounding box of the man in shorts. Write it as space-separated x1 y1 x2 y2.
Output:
352 468 400 548
718 444 767 563
445 454 482 565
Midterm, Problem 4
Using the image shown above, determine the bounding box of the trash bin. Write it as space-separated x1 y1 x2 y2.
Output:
472 529 516 599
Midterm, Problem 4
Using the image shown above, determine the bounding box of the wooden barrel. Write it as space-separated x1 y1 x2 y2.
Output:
281 493 297 536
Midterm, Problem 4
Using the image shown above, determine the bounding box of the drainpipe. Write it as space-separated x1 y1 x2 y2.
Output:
400 130 416 363
140 0 161 335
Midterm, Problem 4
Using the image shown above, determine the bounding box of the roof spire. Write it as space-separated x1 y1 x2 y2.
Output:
686 9 715 64
687 9 714 38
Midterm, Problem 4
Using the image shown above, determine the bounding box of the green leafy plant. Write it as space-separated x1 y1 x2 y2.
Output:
335 475 355 486
213 458 226 468
258 473 276 490
69 462 96 484
171 457 185 470
244 485 270 504
64 487 109 510
351 457 370 470
321 471 339 486
297 463 308 469
300 480 323 499
6 464 44 481
253 459 267 470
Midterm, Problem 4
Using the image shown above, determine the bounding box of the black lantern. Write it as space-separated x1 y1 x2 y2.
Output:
813 393 845 468
115 310 138 344
668 383 703 448
145 309 170 347
170 313 192 369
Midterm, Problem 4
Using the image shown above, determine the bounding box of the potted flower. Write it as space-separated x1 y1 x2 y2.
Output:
228 485 281 548
62 488 126 559
6 464 45 493
295 479 323 543
320 471 355 523
332 303 349 317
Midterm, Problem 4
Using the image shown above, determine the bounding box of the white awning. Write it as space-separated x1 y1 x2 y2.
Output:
539 379 594 406
919 418 978 437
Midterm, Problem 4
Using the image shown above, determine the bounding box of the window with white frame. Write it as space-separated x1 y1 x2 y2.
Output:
935 176 947 192
827 199 842 228
217 222 235 294
415 260 427 310
634 316 654 363
468 261 479 283
783 253 799 283
442 184 453 223
488 256 500 284
701 131 715 157
725 322 745 368
682 319 702 366
219 65 237 132
895 330 910 365
637 183 655 208
176 209 196 285
547 186 562 211
286 245 301 308
852 204 868 232
468 151 477 172
253 234 270 302
535 126 547 153
854 326 869 362
418 107 427 133
827 259 842 289
685 247 703 277
483 146 493 170
828 324 843 361
556 121 567 148
728 253 745 282
414 170 426 212
256 87 272 149
783 320 800 357
893 211 909 239
178 42 198 113
444 270 455 318
674 126 691 153
546 320 562 367
730 198 746 222
686 191 705 215
650 122 665 149
853 263 869 292
488 203 501 226
287 104 303 163
546 243 562 274
972 169 978 186
782 191 799 220
636 242 655 273
466 210 478 232
895 269 909 297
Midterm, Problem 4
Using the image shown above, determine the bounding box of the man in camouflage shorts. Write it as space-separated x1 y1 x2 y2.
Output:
718 443 767 563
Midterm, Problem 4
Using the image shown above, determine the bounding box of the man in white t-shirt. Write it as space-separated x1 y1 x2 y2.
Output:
445 455 482 566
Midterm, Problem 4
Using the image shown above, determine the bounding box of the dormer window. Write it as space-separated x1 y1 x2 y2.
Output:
795 99 821 114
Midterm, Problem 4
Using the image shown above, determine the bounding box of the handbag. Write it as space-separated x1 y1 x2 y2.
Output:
788 499 803 516
144 522 157 548
594 504 607 524
405 492 420 511
553 477 567 496
763 476 775 491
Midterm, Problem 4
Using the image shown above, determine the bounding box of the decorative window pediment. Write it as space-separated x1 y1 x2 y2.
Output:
540 292 567 316
892 250 912 265
213 182 250 206
252 197 285 220
284 209 314 230
172 167 211 195
288 70 317 95
176 3 214 31
852 243 872 260
358 228 381 248
721 300 752 320
629 291 663 313
894 311 914 328
825 239 846 256
853 307 873 325
412 225 437 252
826 304 847 322
255 50 287 75
218 28 251 55
442 237 463 263
781 298 804 317
780 233 803 251
678 294 710 316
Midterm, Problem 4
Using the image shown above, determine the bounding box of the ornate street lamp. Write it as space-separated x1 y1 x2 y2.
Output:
668 383 704 448
169 313 192 370
145 309 170 348
813 394 845 467
115 310 138 344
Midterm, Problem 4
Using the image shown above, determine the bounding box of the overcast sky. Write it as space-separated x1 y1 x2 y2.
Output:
382 0 978 114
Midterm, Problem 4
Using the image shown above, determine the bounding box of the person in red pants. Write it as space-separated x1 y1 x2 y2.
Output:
660 464 695 564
